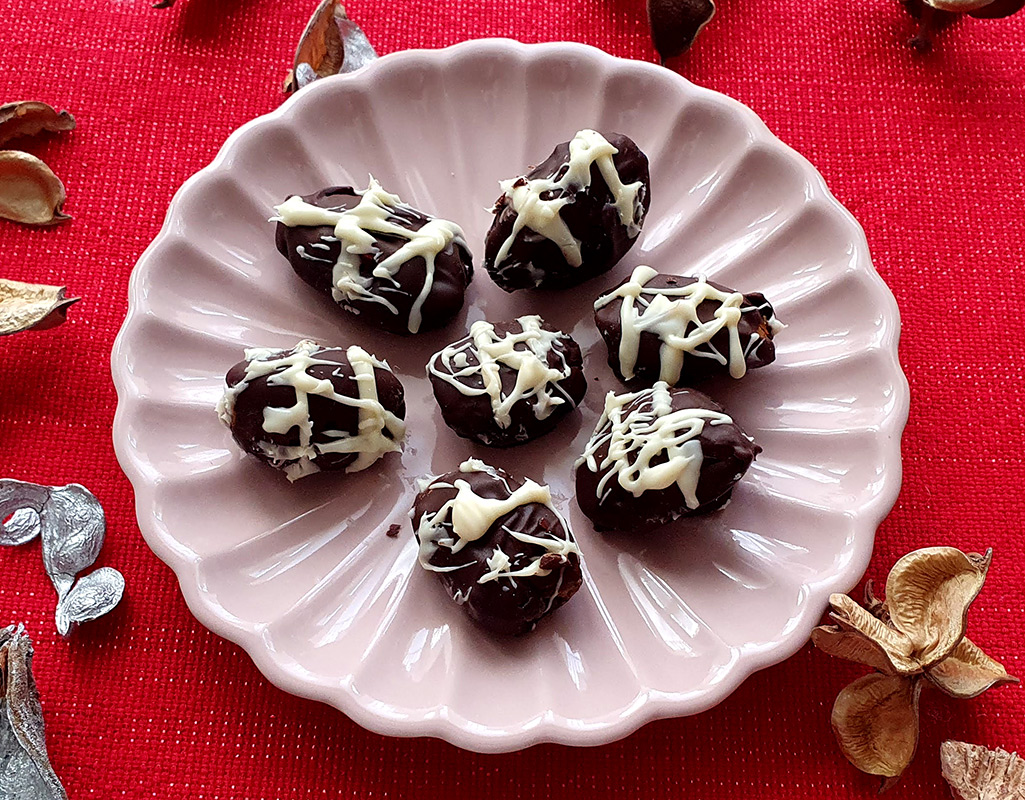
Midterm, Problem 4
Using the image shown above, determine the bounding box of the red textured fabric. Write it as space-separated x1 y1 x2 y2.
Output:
2 1 1023 797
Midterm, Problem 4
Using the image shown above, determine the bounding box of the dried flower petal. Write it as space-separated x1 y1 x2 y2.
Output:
884 547 991 668
40 484 106 603
0 152 70 226
941 741 1025 800
831 673 922 790
284 0 378 93
927 636 1019 699
828 593 919 674
2 629 68 800
811 624 898 674
0 102 75 146
646 0 716 62
0 480 50 544
967 0 1025 16
54 567 125 636
0 279 80 337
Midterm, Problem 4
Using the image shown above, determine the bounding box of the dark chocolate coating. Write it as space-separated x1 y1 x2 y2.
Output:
223 345 405 476
483 132 651 291
575 387 760 533
427 319 587 447
275 187 474 335
411 465 582 635
595 273 779 387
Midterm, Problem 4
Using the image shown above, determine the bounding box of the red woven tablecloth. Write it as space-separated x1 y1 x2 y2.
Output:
2 1 1023 797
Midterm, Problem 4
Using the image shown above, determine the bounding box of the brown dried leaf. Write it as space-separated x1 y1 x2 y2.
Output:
831 673 921 790
927 636 1019 699
0 102 75 146
0 278 80 336
284 0 378 93
828 593 919 674
0 151 70 226
941 741 1025 800
646 0 716 62
812 625 898 674
884 547 991 668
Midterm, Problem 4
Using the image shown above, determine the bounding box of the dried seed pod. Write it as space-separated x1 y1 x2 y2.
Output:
831 673 922 791
0 152 70 226
0 279 80 337
646 0 716 62
811 625 898 674
0 509 40 546
55 567 126 636
926 636 1019 699
284 0 378 93
40 484 106 602
884 547 991 667
827 593 919 674
0 102 75 146
1 629 68 800
941 741 1025 800
0 479 50 545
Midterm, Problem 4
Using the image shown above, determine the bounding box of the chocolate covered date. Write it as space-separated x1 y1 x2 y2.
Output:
575 382 759 533
216 340 406 481
426 315 587 447
273 180 473 335
411 460 582 635
594 266 784 387
483 129 650 291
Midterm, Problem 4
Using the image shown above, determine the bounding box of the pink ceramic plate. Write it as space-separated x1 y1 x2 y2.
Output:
112 39 908 752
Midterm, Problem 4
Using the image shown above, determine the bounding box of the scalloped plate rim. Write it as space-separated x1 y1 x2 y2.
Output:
111 38 909 753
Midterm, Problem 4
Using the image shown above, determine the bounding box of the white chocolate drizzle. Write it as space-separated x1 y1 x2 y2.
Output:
216 339 406 481
594 265 785 384
426 315 577 429
272 179 468 334
575 381 733 509
492 130 645 273
415 460 579 587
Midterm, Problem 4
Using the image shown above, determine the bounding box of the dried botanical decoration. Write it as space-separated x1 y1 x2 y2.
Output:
0 102 75 146
54 567 125 636
0 480 125 635
941 741 1025 800
812 547 1017 791
0 626 68 800
901 0 1025 52
832 674 922 791
284 0 378 93
0 279 80 337
646 0 716 62
0 151 70 226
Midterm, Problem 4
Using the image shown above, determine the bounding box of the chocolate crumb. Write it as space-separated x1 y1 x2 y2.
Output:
386 523 401 538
